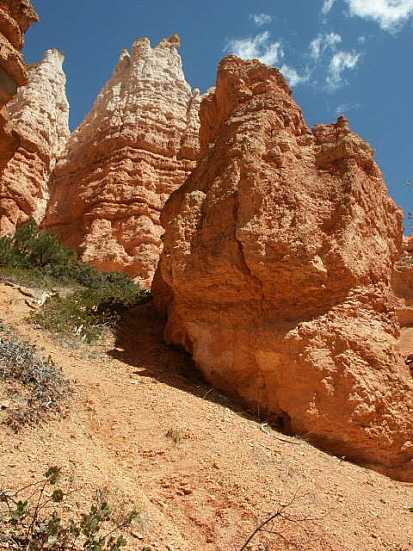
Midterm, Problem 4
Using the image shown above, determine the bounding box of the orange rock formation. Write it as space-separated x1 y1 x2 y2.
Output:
0 0 38 171
154 56 413 481
44 35 200 288
0 49 70 235
392 235 413 327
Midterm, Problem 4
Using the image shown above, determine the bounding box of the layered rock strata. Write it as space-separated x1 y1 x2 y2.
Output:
44 35 200 287
0 0 38 171
154 56 413 481
0 49 70 234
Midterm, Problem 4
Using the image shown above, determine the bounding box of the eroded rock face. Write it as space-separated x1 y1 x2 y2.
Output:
0 0 38 171
0 49 70 234
44 35 200 288
0 0 38 103
392 235 413 326
154 56 413 481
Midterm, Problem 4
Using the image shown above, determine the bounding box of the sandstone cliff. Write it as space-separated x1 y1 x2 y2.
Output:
154 56 413 481
0 0 38 171
44 35 200 288
0 49 70 234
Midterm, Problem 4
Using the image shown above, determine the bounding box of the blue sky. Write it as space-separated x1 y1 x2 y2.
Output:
23 0 413 229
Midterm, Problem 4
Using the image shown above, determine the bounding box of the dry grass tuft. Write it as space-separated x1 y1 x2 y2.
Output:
0 324 74 431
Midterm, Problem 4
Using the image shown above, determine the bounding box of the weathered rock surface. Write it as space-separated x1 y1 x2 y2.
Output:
0 0 37 102
0 49 70 234
392 235 413 326
154 56 413 481
44 35 200 287
0 0 38 171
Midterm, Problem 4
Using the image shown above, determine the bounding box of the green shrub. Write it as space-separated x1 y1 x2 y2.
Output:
0 266 59 289
0 219 103 287
0 235 15 266
0 467 139 550
31 283 149 343
0 219 77 272
0 219 83 288
0 219 151 342
31 269 150 342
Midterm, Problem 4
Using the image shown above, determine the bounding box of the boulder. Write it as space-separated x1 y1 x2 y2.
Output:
154 56 413 481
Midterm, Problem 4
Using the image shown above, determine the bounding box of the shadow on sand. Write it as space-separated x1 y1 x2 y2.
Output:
107 300 250 416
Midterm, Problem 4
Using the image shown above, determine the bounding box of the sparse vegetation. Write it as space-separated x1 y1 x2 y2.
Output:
0 220 150 342
165 428 182 444
0 466 139 550
0 219 77 278
239 491 321 550
31 275 149 343
0 324 73 432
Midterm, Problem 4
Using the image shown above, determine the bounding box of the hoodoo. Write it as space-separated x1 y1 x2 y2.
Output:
0 49 70 235
0 0 38 172
154 56 413 481
44 35 200 288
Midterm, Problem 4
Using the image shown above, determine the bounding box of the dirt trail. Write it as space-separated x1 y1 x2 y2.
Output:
0 282 412 551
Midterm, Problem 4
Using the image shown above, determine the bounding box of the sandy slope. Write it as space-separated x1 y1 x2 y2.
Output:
0 282 412 551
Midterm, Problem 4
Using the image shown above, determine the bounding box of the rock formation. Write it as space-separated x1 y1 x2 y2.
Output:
44 35 200 288
0 49 70 234
392 235 413 326
0 0 38 171
154 56 413 481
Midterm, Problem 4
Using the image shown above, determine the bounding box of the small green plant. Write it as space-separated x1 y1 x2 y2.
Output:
0 467 138 550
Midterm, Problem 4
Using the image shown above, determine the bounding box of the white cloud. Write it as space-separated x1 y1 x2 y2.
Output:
305 31 361 91
346 0 413 32
327 51 360 88
224 33 307 87
250 13 273 26
259 42 284 65
335 102 361 114
225 32 283 66
224 20 361 93
322 0 336 15
309 38 322 59
280 64 309 86
309 32 341 60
